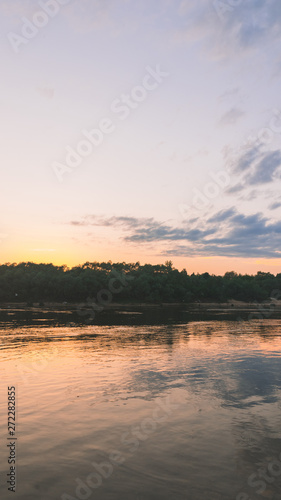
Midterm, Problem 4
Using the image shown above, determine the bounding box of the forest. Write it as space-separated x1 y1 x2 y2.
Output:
0 261 281 305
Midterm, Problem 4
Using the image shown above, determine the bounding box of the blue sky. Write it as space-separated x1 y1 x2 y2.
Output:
1 0 281 273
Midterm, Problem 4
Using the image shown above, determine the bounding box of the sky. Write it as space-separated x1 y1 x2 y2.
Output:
1 0 281 274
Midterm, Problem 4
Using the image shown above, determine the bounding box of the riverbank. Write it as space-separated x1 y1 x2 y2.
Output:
1 299 281 313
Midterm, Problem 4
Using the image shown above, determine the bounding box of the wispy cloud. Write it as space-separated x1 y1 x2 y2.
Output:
0 0 120 33
71 215 156 229
219 107 245 126
218 87 240 102
233 145 262 174
207 207 236 223
226 146 281 198
246 150 281 185
69 209 281 258
175 0 281 61
269 201 281 210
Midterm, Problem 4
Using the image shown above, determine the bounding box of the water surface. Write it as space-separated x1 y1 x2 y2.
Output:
1 315 281 499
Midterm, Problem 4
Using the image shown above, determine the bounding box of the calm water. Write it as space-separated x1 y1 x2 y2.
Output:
1 312 281 500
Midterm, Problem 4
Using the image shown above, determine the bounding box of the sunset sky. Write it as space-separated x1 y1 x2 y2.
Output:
1 0 281 274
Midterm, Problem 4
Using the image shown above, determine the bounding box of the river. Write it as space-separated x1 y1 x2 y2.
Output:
1 309 281 499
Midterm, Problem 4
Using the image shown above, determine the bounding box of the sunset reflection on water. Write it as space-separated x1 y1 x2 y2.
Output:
1 319 281 499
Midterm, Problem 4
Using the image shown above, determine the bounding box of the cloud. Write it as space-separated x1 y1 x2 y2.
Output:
71 215 215 242
0 0 121 33
269 201 281 210
218 87 240 101
233 145 261 174
219 107 245 126
246 150 281 185
3 0 280 59
239 189 259 201
226 184 243 195
69 209 281 258
207 207 236 223
226 146 281 197
175 0 281 61
71 215 156 229
125 209 281 257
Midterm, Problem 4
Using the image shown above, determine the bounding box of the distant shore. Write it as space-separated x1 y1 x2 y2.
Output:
1 299 281 312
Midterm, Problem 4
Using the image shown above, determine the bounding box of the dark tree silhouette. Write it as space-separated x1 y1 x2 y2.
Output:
0 262 279 304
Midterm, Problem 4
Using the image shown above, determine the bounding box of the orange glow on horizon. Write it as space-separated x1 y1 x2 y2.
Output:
1 250 281 276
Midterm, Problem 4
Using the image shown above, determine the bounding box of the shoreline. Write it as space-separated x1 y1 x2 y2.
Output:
1 299 281 313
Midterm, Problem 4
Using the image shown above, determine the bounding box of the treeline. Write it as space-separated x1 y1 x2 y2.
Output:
0 261 281 304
